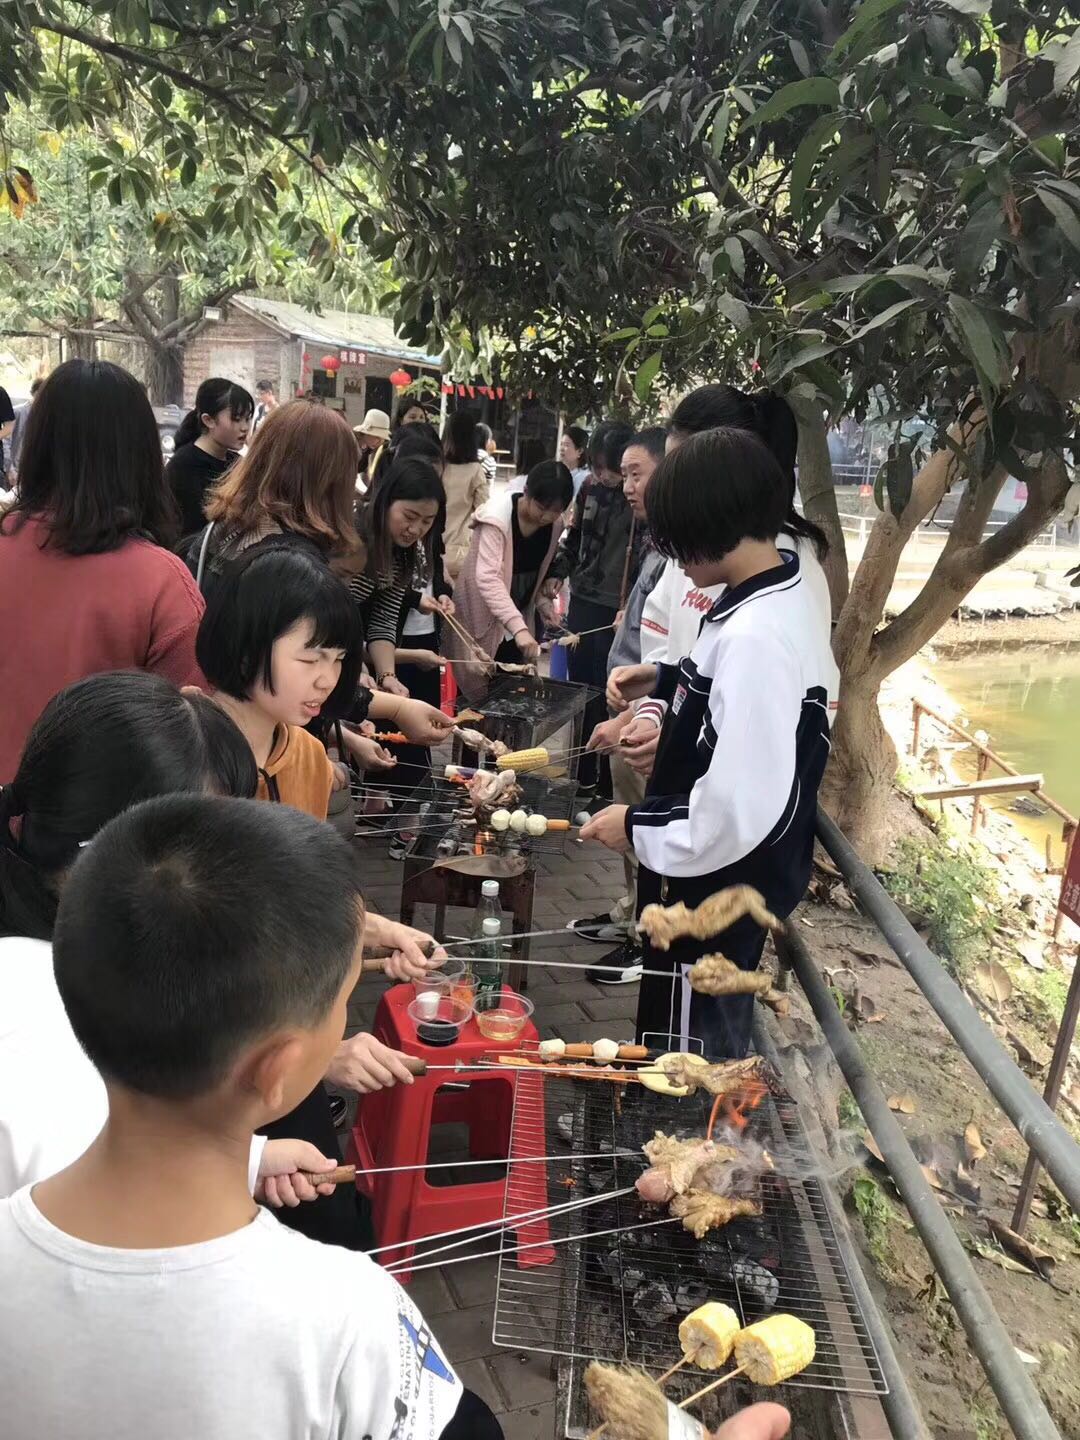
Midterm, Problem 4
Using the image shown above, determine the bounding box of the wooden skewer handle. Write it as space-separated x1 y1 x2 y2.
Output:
304 1164 358 1186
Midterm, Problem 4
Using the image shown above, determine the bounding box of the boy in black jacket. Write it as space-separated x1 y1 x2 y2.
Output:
581 429 838 1058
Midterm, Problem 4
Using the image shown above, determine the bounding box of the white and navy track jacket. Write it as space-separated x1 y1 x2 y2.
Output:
626 549 839 923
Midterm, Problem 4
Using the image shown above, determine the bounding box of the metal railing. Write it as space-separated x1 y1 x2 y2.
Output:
792 807 1080 1440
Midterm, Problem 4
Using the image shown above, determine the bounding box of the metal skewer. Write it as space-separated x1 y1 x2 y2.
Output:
387 1213 680 1276
380 1186 637 1269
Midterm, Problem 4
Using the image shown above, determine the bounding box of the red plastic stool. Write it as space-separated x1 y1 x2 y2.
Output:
346 983 554 1282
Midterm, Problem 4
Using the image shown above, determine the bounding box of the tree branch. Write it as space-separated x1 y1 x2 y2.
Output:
35 20 369 215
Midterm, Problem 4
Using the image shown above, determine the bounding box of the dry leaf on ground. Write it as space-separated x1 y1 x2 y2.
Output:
1016 939 1048 972
888 1094 918 1115
964 1121 987 1164
975 960 1013 1004
986 1219 1057 1281
971 1239 1030 1275
863 1132 885 1164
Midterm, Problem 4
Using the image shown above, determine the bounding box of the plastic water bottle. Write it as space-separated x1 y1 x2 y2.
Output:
473 918 504 998
473 879 501 934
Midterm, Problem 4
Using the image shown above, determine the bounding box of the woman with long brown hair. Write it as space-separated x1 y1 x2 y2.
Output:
193 400 362 587
190 401 455 765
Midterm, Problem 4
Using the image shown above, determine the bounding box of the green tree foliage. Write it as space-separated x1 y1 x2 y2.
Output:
1 0 1078 850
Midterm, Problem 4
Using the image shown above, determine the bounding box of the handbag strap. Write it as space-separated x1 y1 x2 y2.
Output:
194 522 215 592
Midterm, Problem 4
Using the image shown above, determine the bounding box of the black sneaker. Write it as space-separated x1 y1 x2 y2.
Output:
567 913 628 945
588 942 643 985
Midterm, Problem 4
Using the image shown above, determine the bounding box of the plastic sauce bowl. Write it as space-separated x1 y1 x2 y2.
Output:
473 990 535 1041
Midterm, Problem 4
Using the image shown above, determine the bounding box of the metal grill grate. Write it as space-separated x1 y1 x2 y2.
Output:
390 773 579 859
493 1065 888 1402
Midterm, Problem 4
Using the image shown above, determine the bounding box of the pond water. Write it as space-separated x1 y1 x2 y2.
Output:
926 643 1080 862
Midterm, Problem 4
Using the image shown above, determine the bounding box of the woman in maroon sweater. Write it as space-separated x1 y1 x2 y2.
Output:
0 360 204 781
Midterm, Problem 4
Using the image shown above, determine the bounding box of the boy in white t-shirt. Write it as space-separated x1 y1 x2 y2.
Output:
0 794 500 1440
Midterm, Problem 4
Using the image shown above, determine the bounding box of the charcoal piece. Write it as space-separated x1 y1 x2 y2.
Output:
698 1238 735 1279
723 1218 772 1260
622 1266 646 1292
633 1279 677 1326
732 1255 779 1312
588 1169 612 1193
597 1248 622 1286
675 1280 710 1312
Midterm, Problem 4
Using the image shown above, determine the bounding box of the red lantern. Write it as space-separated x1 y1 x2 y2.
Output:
321 354 341 373
457 384 466 397
441 382 453 395
496 387 505 400
390 368 412 388
467 385 476 399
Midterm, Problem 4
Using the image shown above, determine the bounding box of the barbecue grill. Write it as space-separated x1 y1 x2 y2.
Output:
397 772 579 860
493 1063 888 1433
453 674 598 782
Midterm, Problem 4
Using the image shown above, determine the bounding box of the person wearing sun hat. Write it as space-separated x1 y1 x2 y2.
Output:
353 408 392 488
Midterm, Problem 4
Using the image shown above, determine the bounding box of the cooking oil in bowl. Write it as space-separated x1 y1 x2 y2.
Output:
473 989 534 1041
476 1008 525 1041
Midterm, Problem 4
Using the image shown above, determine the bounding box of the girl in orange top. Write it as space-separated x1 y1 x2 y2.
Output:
196 539 364 820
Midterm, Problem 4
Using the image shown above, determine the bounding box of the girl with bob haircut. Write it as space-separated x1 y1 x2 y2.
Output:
582 427 838 1061
167 377 254 537
0 359 204 782
196 541 364 819
195 400 363 590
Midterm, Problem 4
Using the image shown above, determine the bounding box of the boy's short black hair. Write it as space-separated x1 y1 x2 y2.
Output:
54 794 364 1100
524 459 573 511
645 427 790 564
625 427 667 463
196 539 363 719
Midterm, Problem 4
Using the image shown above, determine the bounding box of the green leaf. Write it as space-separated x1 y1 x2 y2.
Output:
634 350 662 400
938 0 990 13
745 77 840 129
709 100 732 159
603 326 640 342
1051 29 1080 94
445 23 463 66
734 0 760 31
850 297 921 340
641 304 664 328
829 0 905 61
452 12 474 44
789 114 839 222
885 445 914 516
947 294 1010 390
1036 187 1080 253
775 341 838 380
1033 135 1064 172
724 236 745 279
715 291 751 330
406 14 438 63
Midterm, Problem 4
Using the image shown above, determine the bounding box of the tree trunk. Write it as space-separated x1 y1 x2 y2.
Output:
819 665 898 860
790 395 848 617
65 327 97 360
145 343 185 405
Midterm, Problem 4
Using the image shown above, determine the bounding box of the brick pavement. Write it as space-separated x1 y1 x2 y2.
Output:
344 815 637 1439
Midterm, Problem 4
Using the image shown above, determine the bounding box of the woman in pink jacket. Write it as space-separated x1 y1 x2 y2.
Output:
447 460 572 700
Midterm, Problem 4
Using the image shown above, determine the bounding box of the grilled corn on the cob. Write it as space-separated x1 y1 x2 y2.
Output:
734 1314 816 1385
496 746 550 773
678 1303 740 1369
